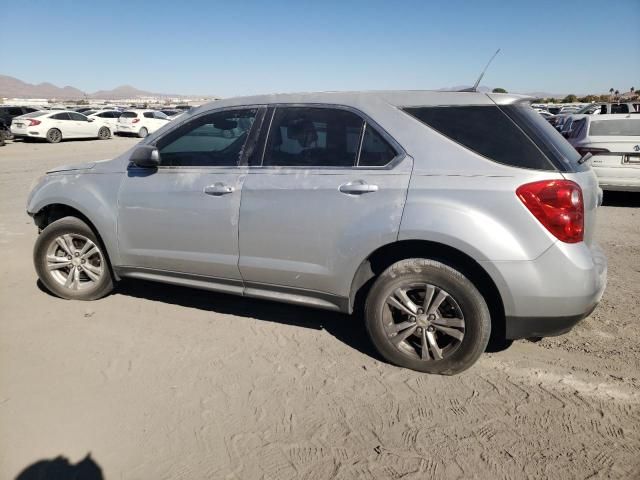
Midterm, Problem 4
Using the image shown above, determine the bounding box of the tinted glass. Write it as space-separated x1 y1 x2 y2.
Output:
589 120 640 136
610 104 629 114
157 108 257 167
9 108 23 116
264 107 363 167
143 112 154 118
358 124 397 166
69 112 87 121
568 118 586 138
154 112 169 120
404 105 556 171
121 112 137 118
51 112 71 120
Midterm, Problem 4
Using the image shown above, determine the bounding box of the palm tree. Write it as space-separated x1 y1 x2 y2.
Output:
609 88 614 101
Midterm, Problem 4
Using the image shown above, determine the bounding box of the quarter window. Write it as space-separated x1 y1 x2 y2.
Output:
263 107 363 167
156 108 258 167
358 124 397 166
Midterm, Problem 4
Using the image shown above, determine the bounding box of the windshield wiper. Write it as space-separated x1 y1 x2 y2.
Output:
577 152 593 165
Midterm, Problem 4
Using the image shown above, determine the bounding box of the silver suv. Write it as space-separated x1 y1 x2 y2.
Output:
27 91 607 374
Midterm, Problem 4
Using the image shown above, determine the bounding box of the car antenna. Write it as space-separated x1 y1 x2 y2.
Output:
459 49 501 92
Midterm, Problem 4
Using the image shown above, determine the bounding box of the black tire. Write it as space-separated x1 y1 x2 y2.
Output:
97 126 111 140
0 134 5 147
34 216 114 300
46 128 62 143
364 258 491 375
137 127 148 138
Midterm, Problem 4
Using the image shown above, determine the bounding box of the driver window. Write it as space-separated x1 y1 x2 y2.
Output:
156 109 258 167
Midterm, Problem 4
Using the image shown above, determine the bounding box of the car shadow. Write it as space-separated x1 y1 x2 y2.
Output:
15 453 103 480
115 279 385 361
602 191 640 207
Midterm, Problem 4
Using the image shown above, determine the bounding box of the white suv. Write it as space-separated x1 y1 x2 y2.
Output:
116 110 170 138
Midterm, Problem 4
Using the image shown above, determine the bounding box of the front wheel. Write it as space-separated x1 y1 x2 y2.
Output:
364 258 491 375
34 216 114 300
137 127 148 138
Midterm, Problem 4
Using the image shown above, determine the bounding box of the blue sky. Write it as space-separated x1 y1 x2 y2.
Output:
2 0 639 97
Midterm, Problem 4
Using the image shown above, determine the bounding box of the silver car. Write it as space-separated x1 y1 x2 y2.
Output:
27 91 607 374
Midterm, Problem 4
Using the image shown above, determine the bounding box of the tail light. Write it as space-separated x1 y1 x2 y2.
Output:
575 146 609 157
516 180 584 243
27 119 41 126
132 118 140 123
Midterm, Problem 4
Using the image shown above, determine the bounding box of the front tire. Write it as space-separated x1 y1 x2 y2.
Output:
364 259 491 375
98 126 111 140
138 127 148 138
34 217 114 300
46 128 62 143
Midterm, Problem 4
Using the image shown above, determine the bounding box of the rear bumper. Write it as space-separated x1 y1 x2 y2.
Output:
593 166 640 192
505 306 597 340
484 241 607 339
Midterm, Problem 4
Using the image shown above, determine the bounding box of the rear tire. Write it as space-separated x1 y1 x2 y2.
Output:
34 216 114 300
138 127 148 138
98 126 111 140
364 258 491 375
46 128 62 143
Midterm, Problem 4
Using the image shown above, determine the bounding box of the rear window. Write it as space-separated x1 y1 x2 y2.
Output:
120 112 138 118
589 120 640 136
22 111 48 118
404 105 556 170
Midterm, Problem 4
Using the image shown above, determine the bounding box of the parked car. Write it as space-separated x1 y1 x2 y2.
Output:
11 110 112 143
567 114 640 192
0 118 10 146
87 110 122 132
116 110 170 138
27 91 607 375
576 102 640 115
0 105 41 138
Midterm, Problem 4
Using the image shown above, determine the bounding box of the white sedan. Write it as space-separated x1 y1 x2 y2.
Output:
568 114 640 192
11 111 111 143
116 110 170 138
87 109 123 132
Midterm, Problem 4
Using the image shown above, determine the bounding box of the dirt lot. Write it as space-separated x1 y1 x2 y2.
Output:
1 137 639 479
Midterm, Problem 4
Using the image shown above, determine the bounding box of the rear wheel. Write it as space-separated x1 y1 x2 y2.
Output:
98 126 111 140
138 127 148 138
364 258 491 375
34 216 113 300
46 128 62 143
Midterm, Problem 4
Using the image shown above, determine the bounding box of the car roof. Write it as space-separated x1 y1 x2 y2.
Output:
587 114 640 121
191 90 529 114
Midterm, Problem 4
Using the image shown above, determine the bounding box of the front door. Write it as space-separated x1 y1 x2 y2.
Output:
238 106 412 301
117 107 263 285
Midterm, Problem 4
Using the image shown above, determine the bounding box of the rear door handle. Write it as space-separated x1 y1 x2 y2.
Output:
204 183 235 196
339 180 379 195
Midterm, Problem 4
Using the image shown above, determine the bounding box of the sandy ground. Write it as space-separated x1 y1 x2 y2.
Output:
0 137 639 480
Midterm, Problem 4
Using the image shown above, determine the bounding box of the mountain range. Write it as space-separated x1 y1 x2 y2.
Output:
0 75 186 100
1 74 572 100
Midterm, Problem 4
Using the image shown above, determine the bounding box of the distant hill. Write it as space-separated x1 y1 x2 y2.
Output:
0 74 185 99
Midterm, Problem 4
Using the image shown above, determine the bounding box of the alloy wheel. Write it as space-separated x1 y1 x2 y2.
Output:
45 233 104 290
383 283 465 361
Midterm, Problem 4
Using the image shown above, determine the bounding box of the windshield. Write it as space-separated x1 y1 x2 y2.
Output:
501 103 584 172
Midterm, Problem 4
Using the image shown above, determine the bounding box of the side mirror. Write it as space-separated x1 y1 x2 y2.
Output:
87 117 94 122
130 145 160 168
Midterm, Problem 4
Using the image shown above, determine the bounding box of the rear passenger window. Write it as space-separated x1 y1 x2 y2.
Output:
263 107 363 167
51 112 71 120
143 112 154 118
610 104 629 114
403 106 556 170
358 125 397 166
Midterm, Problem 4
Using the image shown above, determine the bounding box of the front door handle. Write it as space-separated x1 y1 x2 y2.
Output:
339 180 379 195
204 183 235 196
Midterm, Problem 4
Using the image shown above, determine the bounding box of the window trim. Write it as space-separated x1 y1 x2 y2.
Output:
254 103 404 170
146 105 266 170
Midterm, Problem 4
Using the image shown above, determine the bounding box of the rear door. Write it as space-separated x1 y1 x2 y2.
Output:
68 112 94 137
238 106 412 303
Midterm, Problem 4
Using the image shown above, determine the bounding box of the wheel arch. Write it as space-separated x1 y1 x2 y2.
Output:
349 239 507 342
33 203 117 280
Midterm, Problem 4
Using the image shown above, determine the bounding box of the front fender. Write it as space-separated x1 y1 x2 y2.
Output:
27 172 124 265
